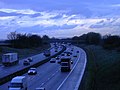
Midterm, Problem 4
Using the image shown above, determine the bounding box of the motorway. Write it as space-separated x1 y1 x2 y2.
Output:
0 44 87 90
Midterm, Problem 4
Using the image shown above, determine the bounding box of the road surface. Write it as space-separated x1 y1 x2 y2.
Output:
0 45 87 90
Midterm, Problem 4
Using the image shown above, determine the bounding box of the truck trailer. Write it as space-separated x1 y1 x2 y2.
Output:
60 56 71 72
2 53 19 66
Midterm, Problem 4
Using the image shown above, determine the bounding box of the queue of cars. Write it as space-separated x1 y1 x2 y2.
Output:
49 47 78 66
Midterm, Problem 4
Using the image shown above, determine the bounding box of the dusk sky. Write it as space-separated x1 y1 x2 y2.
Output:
0 0 120 39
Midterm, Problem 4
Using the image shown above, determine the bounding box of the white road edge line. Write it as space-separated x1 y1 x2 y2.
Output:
74 49 87 90
57 48 81 90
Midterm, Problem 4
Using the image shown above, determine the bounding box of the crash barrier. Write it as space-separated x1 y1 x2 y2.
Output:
0 45 66 85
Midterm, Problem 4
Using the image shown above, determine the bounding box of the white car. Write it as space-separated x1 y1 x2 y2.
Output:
28 68 37 75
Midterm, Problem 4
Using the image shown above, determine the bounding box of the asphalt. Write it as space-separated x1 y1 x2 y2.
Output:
0 45 87 90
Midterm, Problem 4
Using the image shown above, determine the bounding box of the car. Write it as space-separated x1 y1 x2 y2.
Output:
70 52 72 55
28 57 33 62
50 58 56 63
55 49 58 52
61 53 65 56
57 60 61 64
66 52 72 56
64 51 67 53
44 50 51 57
71 60 73 64
55 56 60 60
73 55 77 57
53 43 56 46
23 60 30 65
28 68 37 75
66 52 71 56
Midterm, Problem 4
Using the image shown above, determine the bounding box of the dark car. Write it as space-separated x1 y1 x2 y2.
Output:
55 49 58 52
28 57 33 62
61 53 65 56
44 50 51 57
77 51 79 53
57 60 61 64
73 55 77 57
50 58 56 63
71 60 73 64
23 60 30 65
56 56 60 60
66 52 72 56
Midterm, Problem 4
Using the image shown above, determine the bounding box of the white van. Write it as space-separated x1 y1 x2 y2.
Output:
8 76 27 90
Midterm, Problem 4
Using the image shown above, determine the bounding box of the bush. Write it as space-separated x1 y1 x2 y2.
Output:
116 47 120 52
0 47 2 53
102 35 120 50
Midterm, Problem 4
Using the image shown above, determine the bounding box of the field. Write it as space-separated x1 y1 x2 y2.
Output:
79 45 120 90
0 44 50 63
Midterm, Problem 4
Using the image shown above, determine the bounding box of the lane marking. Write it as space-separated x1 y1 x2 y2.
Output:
57 48 81 90
41 83 45 86
39 69 60 87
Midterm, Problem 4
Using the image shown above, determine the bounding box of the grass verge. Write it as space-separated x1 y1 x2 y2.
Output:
79 45 120 90
0 44 50 63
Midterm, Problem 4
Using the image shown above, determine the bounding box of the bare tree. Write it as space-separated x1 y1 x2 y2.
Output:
7 31 17 40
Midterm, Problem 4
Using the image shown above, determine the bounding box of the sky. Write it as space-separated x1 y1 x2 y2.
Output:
0 0 120 39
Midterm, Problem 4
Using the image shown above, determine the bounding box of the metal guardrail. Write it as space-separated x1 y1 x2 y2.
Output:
0 45 66 85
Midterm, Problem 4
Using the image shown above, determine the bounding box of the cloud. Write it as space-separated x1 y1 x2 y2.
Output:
110 4 120 7
89 18 120 29
15 24 77 33
0 8 39 15
1 0 120 39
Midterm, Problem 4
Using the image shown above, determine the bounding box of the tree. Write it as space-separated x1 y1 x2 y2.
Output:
15 34 29 48
29 35 42 47
103 35 120 49
42 35 50 44
42 35 49 40
7 31 18 47
7 32 43 48
86 32 101 45
7 31 17 40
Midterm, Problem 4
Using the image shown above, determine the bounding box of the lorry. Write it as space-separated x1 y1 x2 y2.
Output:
2 53 19 66
60 56 71 72
43 50 51 57
8 76 27 90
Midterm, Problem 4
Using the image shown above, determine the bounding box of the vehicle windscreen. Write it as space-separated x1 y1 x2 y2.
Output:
10 83 23 88
61 63 68 66
30 68 35 70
